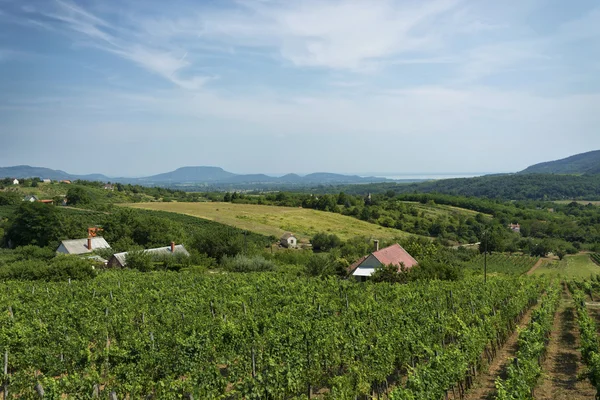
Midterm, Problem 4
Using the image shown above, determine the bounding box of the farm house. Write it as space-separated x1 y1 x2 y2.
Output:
348 241 418 280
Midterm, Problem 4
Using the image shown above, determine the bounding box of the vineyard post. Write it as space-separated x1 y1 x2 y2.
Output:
3 350 8 400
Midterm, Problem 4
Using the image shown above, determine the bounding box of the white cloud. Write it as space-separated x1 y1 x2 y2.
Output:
21 0 211 90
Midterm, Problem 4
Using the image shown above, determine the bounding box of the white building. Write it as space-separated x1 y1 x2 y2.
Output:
12 179 19 185
280 233 298 248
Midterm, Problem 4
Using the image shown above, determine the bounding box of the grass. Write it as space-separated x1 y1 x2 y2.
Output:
532 253 600 279
124 202 418 241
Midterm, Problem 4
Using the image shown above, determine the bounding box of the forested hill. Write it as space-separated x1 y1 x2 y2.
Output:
331 173 600 201
519 150 600 174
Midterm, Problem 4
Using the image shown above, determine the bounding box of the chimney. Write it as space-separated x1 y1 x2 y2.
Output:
374 240 379 252
88 237 92 251
170 241 175 253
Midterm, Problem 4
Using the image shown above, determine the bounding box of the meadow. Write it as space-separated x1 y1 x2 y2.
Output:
531 253 600 278
125 202 416 241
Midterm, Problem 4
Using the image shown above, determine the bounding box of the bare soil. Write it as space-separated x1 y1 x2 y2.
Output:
463 306 536 400
535 290 596 399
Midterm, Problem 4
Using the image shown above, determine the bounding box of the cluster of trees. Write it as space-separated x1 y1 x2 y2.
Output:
1 202 272 261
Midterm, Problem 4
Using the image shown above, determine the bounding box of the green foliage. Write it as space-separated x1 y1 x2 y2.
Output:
0 191 21 205
5 202 61 247
311 232 342 251
304 251 348 277
0 273 547 398
370 263 409 283
495 283 560 399
566 285 600 398
0 256 96 281
462 253 539 275
125 249 154 272
66 186 92 206
221 254 275 272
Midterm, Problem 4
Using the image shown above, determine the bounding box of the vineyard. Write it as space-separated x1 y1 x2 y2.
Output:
462 253 539 275
0 272 551 399
591 253 600 266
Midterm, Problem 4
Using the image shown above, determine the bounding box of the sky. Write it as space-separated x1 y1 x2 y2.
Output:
0 0 599 177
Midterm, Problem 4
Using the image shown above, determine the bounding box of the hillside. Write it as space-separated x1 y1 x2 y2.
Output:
0 165 396 186
519 150 600 174
332 173 600 200
125 202 417 241
0 165 111 181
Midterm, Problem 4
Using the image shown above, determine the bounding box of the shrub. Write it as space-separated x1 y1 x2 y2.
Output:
0 256 96 281
222 254 275 273
311 233 341 252
125 249 154 272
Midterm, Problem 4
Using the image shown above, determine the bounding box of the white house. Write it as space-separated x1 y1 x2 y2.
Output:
23 195 39 202
56 237 111 255
280 233 297 248
12 179 19 185
348 241 418 280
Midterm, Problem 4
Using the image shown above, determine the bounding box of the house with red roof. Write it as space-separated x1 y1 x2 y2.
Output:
348 241 418 280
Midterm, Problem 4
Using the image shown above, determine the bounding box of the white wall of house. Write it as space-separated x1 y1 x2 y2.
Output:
352 254 383 277
287 237 297 248
56 243 69 254
13 179 19 185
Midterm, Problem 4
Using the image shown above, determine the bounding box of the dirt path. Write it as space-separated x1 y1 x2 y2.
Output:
463 306 536 400
535 290 596 399
526 258 545 275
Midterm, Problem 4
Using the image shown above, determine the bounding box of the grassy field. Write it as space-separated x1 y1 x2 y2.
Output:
399 201 490 218
125 202 417 241
532 253 600 279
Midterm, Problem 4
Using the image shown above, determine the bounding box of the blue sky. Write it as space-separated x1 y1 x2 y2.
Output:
0 0 599 176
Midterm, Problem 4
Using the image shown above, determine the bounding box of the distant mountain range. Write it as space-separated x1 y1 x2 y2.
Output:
0 165 112 182
0 165 396 186
3 150 598 188
519 150 600 174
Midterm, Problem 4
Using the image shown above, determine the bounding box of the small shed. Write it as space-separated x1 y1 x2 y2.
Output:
280 233 297 248
12 179 19 185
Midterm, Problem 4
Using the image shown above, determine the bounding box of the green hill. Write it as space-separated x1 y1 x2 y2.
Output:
519 150 600 174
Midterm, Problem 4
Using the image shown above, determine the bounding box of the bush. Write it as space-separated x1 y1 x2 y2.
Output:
222 254 275 273
311 233 341 252
125 249 154 272
0 256 96 281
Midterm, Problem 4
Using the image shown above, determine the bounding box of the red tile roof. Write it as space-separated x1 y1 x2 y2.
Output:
373 244 418 269
348 243 418 275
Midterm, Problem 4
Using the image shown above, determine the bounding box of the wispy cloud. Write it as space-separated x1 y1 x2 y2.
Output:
17 0 211 90
134 0 465 71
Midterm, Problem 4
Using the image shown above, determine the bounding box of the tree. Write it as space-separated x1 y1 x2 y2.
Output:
5 202 61 247
66 187 92 206
311 233 341 252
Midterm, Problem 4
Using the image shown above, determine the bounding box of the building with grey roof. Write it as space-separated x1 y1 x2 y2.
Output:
107 242 190 268
56 237 111 255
